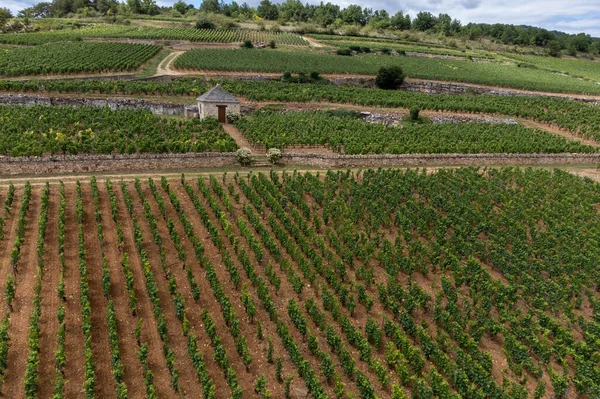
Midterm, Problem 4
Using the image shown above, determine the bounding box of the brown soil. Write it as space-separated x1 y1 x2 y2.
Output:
155 51 183 77
168 178 324 398
520 119 600 148
126 180 215 397
302 36 326 48
96 184 146 397
2 186 41 398
79 183 118 398
112 182 174 397
36 187 62 397
0 188 19 315
227 177 387 394
62 183 86 398
222 124 265 154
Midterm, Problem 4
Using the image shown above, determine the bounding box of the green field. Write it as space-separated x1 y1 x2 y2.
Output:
505 54 600 83
0 77 209 96
0 105 237 156
2 77 599 141
234 110 594 153
175 48 600 94
0 42 161 77
217 80 600 139
318 40 479 58
0 26 308 46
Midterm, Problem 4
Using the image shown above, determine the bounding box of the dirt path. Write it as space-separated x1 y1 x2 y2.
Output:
155 51 183 76
223 124 266 155
246 100 600 148
520 119 600 148
302 36 326 47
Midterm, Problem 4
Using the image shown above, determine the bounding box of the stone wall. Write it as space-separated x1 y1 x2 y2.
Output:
0 153 237 175
1 152 598 175
279 153 600 168
329 78 599 103
402 81 599 103
0 94 187 116
200 102 241 119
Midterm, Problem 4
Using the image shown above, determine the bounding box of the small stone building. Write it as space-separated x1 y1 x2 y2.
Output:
197 84 241 123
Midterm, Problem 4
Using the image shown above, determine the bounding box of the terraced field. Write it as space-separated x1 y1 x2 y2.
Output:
174 48 600 94
0 168 598 398
0 42 161 77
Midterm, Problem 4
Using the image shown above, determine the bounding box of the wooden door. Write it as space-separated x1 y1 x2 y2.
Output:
217 105 227 123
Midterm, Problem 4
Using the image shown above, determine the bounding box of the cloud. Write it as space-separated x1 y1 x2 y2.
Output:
460 0 482 10
4 0 600 37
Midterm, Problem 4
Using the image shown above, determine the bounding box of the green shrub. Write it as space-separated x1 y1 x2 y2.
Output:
195 16 216 30
375 66 405 90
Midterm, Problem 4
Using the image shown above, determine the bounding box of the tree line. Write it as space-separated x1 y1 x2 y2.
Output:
9 0 600 56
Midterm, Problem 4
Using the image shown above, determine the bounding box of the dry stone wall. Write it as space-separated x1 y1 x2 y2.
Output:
0 153 237 175
0 152 599 175
279 153 600 168
0 94 190 116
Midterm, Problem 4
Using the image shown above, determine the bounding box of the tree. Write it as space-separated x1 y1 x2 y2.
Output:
173 0 190 15
257 0 278 20
376 66 405 90
390 11 411 30
279 0 307 22
141 0 159 14
18 2 53 18
412 11 437 31
200 0 221 13
569 32 592 53
314 2 339 27
547 40 562 57
0 7 12 27
127 0 142 13
196 16 216 29
340 4 363 25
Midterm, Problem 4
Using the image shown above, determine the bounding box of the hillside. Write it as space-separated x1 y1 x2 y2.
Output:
0 10 598 399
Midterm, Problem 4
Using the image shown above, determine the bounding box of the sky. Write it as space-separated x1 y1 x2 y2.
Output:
5 0 600 37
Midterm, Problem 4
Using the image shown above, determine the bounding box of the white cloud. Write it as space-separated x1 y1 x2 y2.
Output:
4 0 600 37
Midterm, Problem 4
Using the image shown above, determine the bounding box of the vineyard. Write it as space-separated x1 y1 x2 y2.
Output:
0 169 596 398
174 49 600 94
0 42 161 77
0 77 209 96
0 26 308 46
234 110 596 154
0 105 237 156
2 77 600 142
215 80 600 141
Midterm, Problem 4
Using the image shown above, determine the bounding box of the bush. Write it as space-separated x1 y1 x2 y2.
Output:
310 71 320 80
409 106 420 121
241 39 254 49
195 16 216 30
236 148 253 166
336 48 352 56
267 148 281 164
380 48 391 55
282 71 292 80
269 40 276 49
375 66 405 90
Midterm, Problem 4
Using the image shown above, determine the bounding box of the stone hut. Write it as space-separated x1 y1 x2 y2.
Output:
197 84 241 123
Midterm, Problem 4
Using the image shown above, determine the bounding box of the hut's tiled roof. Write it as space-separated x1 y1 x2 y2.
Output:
197 84 240 103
